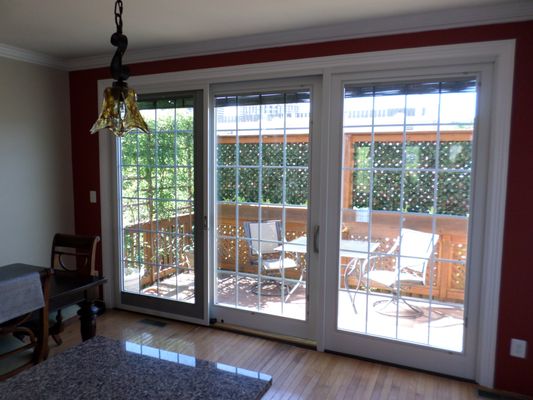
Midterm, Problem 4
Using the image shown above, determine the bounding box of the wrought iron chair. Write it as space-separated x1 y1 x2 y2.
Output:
243 221 302 301
0 269 51 380
49 233 100 345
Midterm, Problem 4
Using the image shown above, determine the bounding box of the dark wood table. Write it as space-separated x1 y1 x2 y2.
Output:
0 263 107 341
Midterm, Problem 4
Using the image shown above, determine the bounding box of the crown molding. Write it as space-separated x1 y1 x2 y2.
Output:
66 1 533 71
1 1 531 71
0 43 68 70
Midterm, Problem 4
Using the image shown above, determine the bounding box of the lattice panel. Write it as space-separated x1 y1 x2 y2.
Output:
374 141 403 168
450 240 468 262
437 172 471 216
440 141 472 170
451 264 466 290
286 143 309 167
403 171 435 213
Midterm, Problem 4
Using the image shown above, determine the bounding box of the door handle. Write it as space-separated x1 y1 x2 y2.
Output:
313 225 319 253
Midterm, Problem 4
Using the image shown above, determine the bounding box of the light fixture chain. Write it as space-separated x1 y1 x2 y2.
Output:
114 0 124 34
91 0 150 136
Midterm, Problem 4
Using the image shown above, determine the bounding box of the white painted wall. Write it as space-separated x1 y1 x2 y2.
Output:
0 57 73 266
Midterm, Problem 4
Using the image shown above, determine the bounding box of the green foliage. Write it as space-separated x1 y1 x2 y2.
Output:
216 142 309 205
352 141 472 216
120 113 194 225
122 115 471 219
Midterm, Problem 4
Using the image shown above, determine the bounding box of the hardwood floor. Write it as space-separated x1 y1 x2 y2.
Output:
49 309 482 399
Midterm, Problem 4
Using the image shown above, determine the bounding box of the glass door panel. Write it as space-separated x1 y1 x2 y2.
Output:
118 91 204 319
337 79 476 351
214 90 311 321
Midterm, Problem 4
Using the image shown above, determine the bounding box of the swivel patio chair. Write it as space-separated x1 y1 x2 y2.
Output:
346 228 439 318
366 228 439 318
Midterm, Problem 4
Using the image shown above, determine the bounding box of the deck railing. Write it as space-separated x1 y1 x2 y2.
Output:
124 205 466 303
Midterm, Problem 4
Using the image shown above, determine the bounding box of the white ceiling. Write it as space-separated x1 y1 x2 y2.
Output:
0 0 531 67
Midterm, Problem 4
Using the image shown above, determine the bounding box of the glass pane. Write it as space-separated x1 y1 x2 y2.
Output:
217 168 236 202
239 143 259 166
286 168 309 206
403 171 435 214
238 168 259 203
217 142 236 166
119 97 196 304
373 140 403 169
373 86 406 126
263 139 284 166
176 133 194 165
261 168 283 204
121 133 139 165
215 89 311 321
406 82 440 125
156 107 175 131
437 172 471 216
286 142 309 167
123 261 141 293
440 140 472 170
156 133 176 166
372 171 402 212
406 134 437 169
216 272 236 307
440 80 477 125
436 217 469 263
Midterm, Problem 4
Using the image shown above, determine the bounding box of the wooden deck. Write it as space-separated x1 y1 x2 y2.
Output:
131 275 464 352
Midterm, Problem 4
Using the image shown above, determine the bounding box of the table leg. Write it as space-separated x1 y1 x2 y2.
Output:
50 309 64 345
77 300 98 341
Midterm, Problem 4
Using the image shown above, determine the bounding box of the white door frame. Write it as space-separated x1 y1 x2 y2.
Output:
97 39 515 387
208 77 322 340
322 64 492 379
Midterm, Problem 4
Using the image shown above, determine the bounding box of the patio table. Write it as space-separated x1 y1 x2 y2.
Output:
275 235 379 257
276 236 379 313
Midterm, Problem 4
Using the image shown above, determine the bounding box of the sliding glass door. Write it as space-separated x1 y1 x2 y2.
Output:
210 79 320 338
117 91 204 319
324 70 489 379
337 79 475 349
105 51 503 380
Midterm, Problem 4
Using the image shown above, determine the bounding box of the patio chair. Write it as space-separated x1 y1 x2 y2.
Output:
0 269 51 380
49 233 100 345
243 221 302 301
347 229 438 318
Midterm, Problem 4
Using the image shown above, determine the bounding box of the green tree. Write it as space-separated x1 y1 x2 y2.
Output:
121 110 194 277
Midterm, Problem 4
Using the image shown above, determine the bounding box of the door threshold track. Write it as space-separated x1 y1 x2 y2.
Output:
211 322 316 349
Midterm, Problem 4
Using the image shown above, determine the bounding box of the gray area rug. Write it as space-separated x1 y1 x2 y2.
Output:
0 336 272 399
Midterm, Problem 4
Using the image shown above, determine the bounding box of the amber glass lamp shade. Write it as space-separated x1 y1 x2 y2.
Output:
90 86 150 137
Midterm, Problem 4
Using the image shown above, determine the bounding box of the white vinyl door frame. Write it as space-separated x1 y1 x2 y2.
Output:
314 45 514 386
322 64 492 380
208 77 322 341
97 39 515 387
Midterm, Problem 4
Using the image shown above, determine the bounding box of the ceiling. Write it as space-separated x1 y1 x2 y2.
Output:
0 0 530 64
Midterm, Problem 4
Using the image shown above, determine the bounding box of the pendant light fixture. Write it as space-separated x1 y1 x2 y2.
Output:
90 0 149 137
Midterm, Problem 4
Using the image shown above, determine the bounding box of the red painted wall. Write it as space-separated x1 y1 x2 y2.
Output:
69 21 533 395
